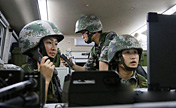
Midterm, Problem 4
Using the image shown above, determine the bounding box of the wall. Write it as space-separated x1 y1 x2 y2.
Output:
58 35 93 54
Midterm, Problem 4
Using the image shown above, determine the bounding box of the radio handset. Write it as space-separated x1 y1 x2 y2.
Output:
30 48 58 75
29 48 43 63
57 52 73 68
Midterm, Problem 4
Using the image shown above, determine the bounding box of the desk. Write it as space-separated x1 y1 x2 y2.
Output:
44 101 176 108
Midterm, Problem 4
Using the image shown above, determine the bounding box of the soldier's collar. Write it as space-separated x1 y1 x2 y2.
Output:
115 69 137 82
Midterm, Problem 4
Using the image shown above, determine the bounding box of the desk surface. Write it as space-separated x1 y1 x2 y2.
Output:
44 101 176 108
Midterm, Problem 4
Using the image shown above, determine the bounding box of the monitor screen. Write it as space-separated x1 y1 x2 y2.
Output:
147 12 176 91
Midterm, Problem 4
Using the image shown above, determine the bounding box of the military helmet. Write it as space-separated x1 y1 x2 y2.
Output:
19 20 64 55
75 15 103 33
108 34 143 63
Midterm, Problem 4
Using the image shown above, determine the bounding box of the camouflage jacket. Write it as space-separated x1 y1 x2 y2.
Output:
21 60 62 103
84 31 117 70
115 70 147 89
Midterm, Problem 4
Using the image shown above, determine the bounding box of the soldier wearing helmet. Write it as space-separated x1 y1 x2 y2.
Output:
19 20 64 103
108 34 147 89
62 14 117 70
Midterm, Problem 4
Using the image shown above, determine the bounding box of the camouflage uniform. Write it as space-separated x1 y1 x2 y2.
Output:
75 15 102 33
19 20 64 103
108 34 147 88
75 15 118 70
115 69 147 89
84 31 117 70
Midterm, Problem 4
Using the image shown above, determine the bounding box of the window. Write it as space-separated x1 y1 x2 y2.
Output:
0 11 9 63
0 19 6 63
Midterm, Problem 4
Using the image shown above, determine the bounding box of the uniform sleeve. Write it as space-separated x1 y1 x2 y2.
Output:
99 32 117 63
83 47 98 70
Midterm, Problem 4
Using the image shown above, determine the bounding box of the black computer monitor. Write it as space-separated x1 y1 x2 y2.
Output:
147 12 176 91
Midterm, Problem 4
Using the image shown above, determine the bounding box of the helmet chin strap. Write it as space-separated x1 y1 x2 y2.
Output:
118 54 136 71
85 33 93 44
85 31 96 44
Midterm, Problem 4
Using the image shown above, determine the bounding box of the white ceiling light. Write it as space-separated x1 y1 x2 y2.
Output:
131 4 176 36
131 25 147 36
163 5 176 15
38 0 48 20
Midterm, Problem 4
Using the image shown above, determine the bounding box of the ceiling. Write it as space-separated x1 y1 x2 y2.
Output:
0 0 176 37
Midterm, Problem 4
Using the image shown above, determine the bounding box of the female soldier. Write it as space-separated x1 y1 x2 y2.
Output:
19 20 64 103
108 34 147 88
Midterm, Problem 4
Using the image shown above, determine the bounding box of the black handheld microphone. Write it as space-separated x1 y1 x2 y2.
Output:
57 52 73 67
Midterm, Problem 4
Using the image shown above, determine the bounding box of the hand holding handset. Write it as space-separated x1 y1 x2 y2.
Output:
29 48 58 74
30 48 62 96
57 52 73 68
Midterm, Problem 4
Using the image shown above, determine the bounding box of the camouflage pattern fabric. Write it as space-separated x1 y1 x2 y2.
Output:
107 34 147 88
53 48 61 67
19 20 64 55
21 60 38 73
84 32 117 70
115 70 147 89
136 73 148 88
75 14 103 33
99 32 118 63
22 61 62 103
19 20 64 103
108 34 143 63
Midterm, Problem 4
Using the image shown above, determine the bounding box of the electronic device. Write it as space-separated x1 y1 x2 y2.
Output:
133 12 176 103
57 51 73 68
147 12 176 91
66 71 134 107
0 64 45 108
0 64 24 87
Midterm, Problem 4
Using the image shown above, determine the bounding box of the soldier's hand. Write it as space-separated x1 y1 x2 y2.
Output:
61 57 73 67
37 56 54 83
